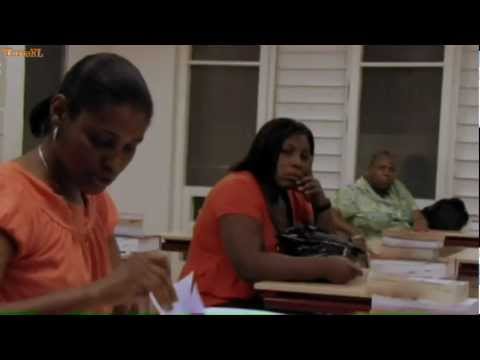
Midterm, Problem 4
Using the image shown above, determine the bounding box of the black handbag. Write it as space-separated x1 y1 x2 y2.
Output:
267 189 365 260
277 224 365 259
421 198 469 231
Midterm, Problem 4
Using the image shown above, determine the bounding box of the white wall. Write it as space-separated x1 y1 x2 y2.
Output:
273 45 348 200
65 45 113 69
452 45 479 231
0 45 105 163
66 45 182 279
66 45 178 235
107 46 177 235
0 47 5 160
0 45 25 162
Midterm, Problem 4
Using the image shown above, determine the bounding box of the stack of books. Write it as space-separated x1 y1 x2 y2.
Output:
367 258 475 314
115 213 160 256
376 229 479 261
376 229 445 261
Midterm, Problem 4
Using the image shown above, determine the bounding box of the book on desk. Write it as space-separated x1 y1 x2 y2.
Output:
382 229 479 249
114 213 162 256
375 229 479 263
366 229 478 313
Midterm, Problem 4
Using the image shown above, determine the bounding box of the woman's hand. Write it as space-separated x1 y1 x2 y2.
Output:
413 221 429 232
413 210 429 232
296 175 329 209
97 251 177 311
320 256 363 284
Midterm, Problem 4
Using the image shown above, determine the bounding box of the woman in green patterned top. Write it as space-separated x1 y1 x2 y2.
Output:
333 150 429 246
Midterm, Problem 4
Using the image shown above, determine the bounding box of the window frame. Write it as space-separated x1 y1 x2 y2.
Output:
1 45 25 162
171 45 277 231
343 45 463 208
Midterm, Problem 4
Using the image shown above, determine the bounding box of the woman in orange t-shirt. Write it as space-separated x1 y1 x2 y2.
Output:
0 53 176 314
181 118 362 308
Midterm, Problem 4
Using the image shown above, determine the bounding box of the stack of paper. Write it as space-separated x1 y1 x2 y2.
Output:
115 212 145 237
115 213 160 256
116 236 160 255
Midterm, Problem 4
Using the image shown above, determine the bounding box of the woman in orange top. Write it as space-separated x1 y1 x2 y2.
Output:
0 53 176 314
181 118 362 308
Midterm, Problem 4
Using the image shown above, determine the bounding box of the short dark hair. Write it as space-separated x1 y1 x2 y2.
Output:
231 118 315 189
368 150 395 168
30 53 153 138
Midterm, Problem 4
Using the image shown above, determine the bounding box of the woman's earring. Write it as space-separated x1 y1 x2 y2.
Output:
52 126 59 141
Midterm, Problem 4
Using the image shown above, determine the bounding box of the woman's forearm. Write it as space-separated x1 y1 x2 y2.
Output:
237 251 333 283
331 209 361 237
0 279 108 315
412 210 429 230
314 208 336 233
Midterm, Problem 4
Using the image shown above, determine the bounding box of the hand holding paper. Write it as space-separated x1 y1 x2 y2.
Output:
150 272 205 315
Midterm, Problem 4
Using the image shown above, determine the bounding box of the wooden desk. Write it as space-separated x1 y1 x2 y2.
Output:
439 247 479 278
254 272 372 315
255 248 479 314
160 233 192 254
440 247 480 298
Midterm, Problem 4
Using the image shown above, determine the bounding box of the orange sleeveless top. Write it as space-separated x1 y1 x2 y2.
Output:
181 171 313 306
0 162 118 314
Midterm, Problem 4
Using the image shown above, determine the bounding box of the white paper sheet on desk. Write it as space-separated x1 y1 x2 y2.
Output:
371 295 479 315
149 272 205 315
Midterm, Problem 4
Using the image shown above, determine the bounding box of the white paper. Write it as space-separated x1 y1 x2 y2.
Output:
368 271 467 285
115 213 145 237
149 272 205 315
369 259 455 279
383 237 443 249
116 236 159 254
372 295 479 315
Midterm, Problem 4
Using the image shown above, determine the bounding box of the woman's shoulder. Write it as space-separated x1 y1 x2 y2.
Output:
208 171 264 205
0 162 34 196
0 162 40 224
0 161 22 177
0 161 65 207
215 171 260 190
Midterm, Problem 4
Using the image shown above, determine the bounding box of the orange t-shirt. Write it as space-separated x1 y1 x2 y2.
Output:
181 171 314 306
0 162 119 314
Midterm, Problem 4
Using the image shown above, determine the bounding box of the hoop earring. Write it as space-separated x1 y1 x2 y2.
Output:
52 126 59 141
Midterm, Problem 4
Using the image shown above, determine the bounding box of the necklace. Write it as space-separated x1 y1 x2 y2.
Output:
38 145 86 208
38 145 49 170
